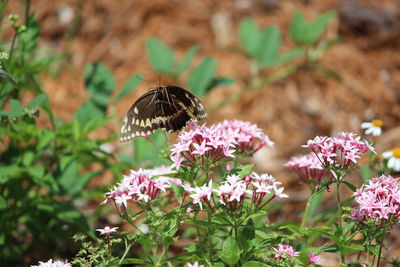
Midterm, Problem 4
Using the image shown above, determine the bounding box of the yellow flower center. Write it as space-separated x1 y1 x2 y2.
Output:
372 119 383 127
392 148 400 158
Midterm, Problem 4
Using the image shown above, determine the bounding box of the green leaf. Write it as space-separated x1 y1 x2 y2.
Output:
22 151 35 166
9 99 24 118
113 73 142 103
75 101 104 124
0 68 17 86
72 117 80 141
256 26 281 67
221 236 241 265
359 166 372 182
116 258 146 264
187 57 216 97
242 261 269 267
83 62 115 96
53 202 92 236
304 190 324 225
242 219 255 240
19 16 40 53
178 45 199 75
289 11 336 45
26 94 48 110
146 37 176 75
239 18 262 57
341 245 363 254
342 180 357 192
271 48 305 66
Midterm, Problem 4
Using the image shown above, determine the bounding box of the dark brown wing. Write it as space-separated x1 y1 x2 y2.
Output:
120 90 159 142
166 86 207 121
120 86 207 142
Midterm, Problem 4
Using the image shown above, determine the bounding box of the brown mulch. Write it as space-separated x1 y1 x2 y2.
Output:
7 0 400 265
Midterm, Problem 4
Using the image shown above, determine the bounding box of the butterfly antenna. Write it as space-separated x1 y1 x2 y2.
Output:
144 136 160 150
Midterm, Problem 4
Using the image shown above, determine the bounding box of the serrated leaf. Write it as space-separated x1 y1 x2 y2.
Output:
221 236 241 264
242 219 255 240
26 94 48 110
113 73 142 103
146 38 176 75
178 45 199 75
187 57 216 97
239 18 262 57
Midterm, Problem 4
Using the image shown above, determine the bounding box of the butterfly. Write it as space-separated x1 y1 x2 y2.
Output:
120 85 207 142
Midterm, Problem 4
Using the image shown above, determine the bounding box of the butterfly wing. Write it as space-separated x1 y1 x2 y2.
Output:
120 86 207 142
166 86 207 121
120 90 159 142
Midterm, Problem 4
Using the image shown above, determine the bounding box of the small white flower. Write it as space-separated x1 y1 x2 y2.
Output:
383 148 400 172
361 119 383 136
31 259 71 267
96 226 118 235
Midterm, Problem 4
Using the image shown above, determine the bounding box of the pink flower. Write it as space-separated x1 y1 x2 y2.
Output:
96 226 118 236
251 172 288 209
303 132 375 178
31 260 71 267
169 124 237 169
216 174 251 212
102 167 174 214
214 120 274 156
188 181 214 210
285 153 328 185
307 251 321 265
350 175 400 224
273 244 300 260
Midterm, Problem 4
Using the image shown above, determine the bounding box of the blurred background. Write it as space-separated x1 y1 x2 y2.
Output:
2 0 400 265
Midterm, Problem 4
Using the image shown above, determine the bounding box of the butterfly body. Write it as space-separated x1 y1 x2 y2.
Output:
120 86 207 142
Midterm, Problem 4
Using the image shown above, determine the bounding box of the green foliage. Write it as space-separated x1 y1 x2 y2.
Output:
238 18 305 69
289 10 336 45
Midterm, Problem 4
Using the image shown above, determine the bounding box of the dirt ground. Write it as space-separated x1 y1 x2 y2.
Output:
8 0 400 265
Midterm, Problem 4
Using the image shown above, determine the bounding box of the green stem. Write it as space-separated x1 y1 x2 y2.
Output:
376 226 388 267
301 192 315 229
207 211 212 261
24 0 30 24
336 181 345 264
152 229 158 267
8 31 17 61
119 237 132 264
208 62 303 112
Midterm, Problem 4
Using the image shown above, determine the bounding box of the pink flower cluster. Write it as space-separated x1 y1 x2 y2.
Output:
350 175 400 224
170 124 236 169
102 167 174 213
183 172 288 212
170 120 274 169
304 132 374 175
285 153 328 185
214 120 274 155
273 244 299 259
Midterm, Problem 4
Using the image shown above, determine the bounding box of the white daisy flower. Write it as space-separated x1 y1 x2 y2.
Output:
383 148 400 172
361 119 383 136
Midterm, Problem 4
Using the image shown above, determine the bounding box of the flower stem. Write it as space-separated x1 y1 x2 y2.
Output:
301 192 315 229
376 226 388 267
208 62 303 112
336 181 345 264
